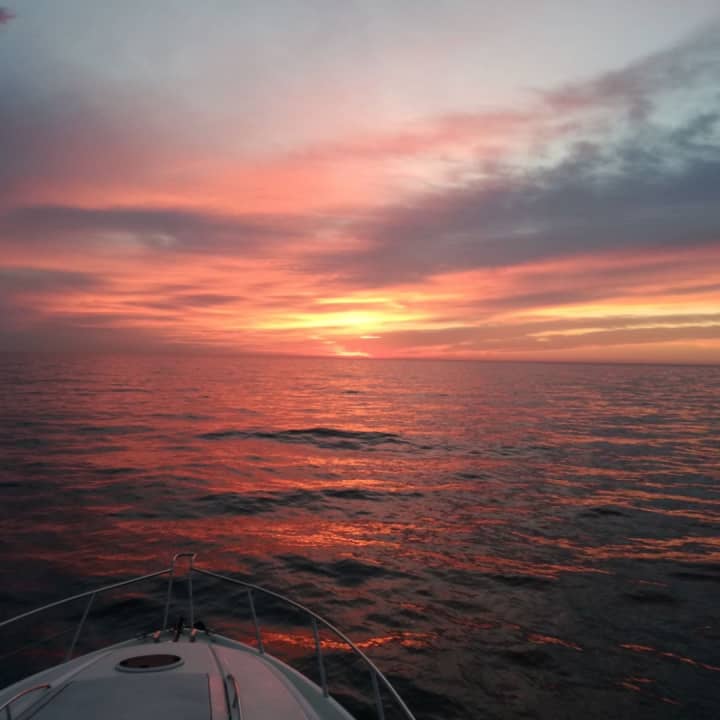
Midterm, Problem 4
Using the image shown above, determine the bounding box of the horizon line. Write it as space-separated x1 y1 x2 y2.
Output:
1 349 717 369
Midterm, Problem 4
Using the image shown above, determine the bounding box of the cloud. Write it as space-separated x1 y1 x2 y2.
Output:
0 204 314 256
0 73 167 206
0 16 718 361
0 314 178 354
360 313 720 352
316 121 720 287
542 20 720 120
0 267 99 294
0 267 120 353
0 267 103 331
122 293 245 311
308 26 720 287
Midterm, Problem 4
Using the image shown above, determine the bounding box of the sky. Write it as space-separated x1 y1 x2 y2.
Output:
1 1 719 363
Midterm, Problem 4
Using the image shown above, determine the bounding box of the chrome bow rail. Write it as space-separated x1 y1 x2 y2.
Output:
0 554 416 720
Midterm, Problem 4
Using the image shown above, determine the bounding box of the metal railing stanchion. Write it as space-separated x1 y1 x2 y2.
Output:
162 569 174 631
163 553 197 632
371 670 386 720
246 590 264 654
187 556 195 630
66 592 96 661
311 617 328 697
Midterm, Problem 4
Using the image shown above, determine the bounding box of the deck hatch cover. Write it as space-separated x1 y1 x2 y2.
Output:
116 653 183 672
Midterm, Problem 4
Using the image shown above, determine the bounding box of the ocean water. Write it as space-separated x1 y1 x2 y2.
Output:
0 354 718 719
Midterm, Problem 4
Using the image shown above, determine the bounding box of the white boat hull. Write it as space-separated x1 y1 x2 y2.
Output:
0 633 355 720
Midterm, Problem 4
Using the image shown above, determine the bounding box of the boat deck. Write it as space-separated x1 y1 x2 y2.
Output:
0 633 355 720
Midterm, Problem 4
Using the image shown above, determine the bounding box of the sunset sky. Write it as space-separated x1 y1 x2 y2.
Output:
1 1 719 363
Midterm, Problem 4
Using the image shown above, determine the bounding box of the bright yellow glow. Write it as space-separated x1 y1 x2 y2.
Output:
256 309 425 335
314 296 394 306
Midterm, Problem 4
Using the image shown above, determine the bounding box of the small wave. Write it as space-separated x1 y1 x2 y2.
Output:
96 466 138 476
110 485 422 521
278 553 411 586
580 506 628 518
197 426 411 450
323 487 422 500
623 589 679 605
182 487 424 518
490 573 554 588
76 424 152 435
670 567 720 584
503 646 553 668
194 492 295 516
150 412 210 421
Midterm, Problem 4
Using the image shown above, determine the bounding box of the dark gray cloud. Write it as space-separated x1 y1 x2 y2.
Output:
0 71 158 202
543 21 720 120
317 122 720 285
308 25 720 287
0 204 312 255
0 268 104 349
123 293 245 311
176 293 242 307
0 315 174 353
0 267 187 354
0 267 99 294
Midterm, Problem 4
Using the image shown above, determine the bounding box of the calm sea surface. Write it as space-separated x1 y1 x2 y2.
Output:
0 354 719 718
